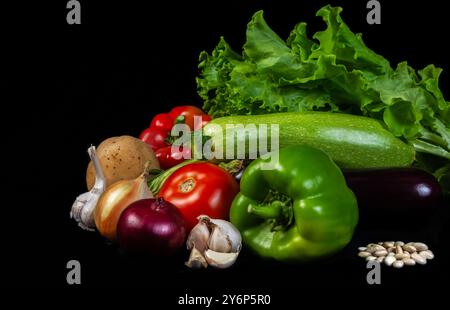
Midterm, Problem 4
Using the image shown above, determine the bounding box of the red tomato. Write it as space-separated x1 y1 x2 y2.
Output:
139 128 168 151
169 106 207 131
150 113 174 132
155 146 191 170
158 163 239 230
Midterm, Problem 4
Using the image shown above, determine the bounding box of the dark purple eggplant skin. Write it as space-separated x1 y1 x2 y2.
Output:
343 168 443 229
344 168 442 210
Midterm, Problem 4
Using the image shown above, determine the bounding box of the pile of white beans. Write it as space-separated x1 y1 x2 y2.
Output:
358 241 434 268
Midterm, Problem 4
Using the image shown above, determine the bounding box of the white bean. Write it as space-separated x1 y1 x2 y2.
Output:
375 250 388 257
395 253 409 260
384 256 396 266
393 260 404 268
383 241 395 248
419 250 434 260
403 258 416 266
358 251 371 258
413 242 428 251
412 252 427 265
402 245 417 253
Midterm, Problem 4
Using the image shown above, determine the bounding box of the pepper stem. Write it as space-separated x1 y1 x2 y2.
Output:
248 201 284 220
219 160 244 176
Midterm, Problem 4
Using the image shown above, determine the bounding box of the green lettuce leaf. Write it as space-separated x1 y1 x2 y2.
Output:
197 5 450 190
312 6 391 75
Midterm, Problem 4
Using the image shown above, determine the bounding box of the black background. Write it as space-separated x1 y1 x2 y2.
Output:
3 0 449 293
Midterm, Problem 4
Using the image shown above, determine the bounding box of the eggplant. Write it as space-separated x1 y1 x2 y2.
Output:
343 168 443 229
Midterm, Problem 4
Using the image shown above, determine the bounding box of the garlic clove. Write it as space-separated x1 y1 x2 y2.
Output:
71 192 97 231
204 250 239 269
70 146 106 231
186 220 210 253
208 225 232 253
185 247 208 269
70 192 90 221
208 218 242 253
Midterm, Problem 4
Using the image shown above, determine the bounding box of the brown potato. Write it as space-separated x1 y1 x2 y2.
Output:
86 135 159 190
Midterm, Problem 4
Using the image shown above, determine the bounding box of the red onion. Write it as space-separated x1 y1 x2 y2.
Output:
117 198 187 256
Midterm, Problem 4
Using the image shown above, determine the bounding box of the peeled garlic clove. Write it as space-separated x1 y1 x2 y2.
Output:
208 218 242 253
185 247 208 269
70 146 106 231
204 250 239 269
186 220 210 253
208 225 232 253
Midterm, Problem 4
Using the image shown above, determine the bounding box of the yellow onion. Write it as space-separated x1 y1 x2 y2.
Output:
94 167 154 241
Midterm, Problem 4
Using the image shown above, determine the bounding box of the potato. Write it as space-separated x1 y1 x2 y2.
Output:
86 135 159 190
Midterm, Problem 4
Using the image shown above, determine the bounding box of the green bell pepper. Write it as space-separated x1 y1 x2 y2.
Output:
230 145 358 262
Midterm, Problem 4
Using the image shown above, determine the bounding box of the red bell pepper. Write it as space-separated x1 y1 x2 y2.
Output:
139 105 211 169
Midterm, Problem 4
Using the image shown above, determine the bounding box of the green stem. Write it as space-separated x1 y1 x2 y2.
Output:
174 115 185 125
419 128 448 149
433 119 450 148
412 139 450 160
148 159 202 196
218 160 244 176
247 202 283 220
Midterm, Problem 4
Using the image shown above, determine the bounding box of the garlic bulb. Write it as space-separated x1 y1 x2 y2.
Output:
70 146 106 231
94 164 154 241
185 215 241 269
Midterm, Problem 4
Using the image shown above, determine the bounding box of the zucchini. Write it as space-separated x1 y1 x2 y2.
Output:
200 112 415 168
